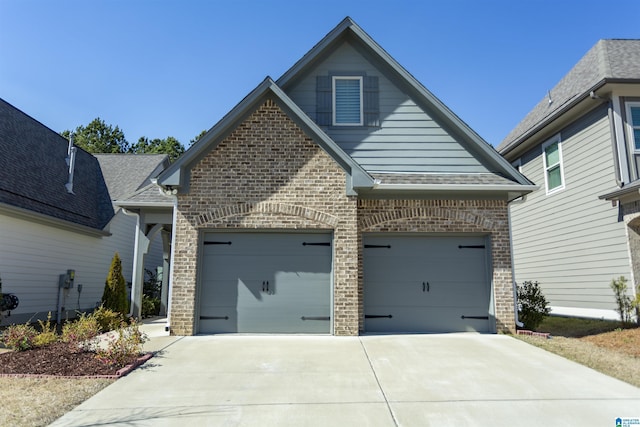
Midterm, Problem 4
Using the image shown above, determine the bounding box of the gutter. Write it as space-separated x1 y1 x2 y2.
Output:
372 183 538 192
507 195 527 328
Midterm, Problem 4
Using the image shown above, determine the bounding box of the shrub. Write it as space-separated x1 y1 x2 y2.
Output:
97 320 148 368
102 252 129 316
92 304 126 332
34 313 58 347
517 280 551 330
62 312 101 352
141 295 160 318
610 276 634 324
1 323 38 351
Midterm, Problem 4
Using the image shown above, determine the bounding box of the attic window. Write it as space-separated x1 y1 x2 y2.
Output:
333 76 363 126
316 74 379 127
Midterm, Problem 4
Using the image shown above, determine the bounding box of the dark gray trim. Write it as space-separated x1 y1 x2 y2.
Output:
156 77 375 195
276 17 532 189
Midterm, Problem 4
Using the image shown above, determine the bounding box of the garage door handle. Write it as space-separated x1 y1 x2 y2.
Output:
423 282 429 292
461 315 489 320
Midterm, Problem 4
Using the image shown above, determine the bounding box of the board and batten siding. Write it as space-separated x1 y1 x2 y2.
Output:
510 105 630 317
285 41 492 174
0 210 163 325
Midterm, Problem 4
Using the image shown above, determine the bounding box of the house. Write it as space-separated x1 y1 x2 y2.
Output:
497 39 640 320
0 98 167 325
152 17 534 336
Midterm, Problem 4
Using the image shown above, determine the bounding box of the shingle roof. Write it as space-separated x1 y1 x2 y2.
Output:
0 98 114 230
95 154 169 201
498 39 640 153
372 173 518 186
115 183 174 207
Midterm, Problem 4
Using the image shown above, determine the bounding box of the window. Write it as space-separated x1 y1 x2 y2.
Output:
316 74 378 127
626 103 640 150
542 135 564 194
625 102 640 179
332 76 363 126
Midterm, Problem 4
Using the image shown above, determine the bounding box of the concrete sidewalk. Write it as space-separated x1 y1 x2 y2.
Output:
50 325 640 426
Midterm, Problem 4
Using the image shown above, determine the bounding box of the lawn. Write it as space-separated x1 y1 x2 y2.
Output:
515 316 640 387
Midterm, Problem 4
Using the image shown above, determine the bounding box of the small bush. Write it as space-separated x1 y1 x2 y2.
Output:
97 320 148 368
610 276 634 324
34 313 58 347
1 323 38 351
92 305 125 332
517 280 551 330
102 252 129 316
141 295 160 318
62 312 101 352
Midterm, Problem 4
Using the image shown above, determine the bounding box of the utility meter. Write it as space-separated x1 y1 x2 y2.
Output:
59 269 75 289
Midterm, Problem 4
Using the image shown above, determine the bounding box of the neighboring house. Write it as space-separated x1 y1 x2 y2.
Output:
0 98 167 325
153 17 534 336
95 153 169 282
498 39 640 320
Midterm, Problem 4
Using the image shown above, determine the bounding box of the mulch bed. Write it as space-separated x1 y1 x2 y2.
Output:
0 343 150 378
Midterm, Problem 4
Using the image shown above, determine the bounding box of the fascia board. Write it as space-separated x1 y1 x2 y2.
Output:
277 18 530 187
268 83 374 189
157 78 278 189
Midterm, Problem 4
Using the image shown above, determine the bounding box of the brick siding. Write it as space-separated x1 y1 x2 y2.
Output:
169 99 515 335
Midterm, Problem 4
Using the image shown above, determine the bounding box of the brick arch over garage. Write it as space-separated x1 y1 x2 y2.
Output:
359 206 498 232
195 202 340 228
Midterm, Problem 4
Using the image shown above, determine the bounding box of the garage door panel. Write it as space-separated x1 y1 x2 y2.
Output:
200 232 331 334
364 234 491 333
365 306 490 333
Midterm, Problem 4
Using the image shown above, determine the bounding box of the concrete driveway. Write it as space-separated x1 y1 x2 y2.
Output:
51 328 640 426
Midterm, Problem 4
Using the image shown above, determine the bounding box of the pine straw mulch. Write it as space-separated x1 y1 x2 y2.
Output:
0 342 145 377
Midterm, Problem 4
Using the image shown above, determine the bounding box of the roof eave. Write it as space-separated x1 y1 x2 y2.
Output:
499 78 640 157
0 202 111 237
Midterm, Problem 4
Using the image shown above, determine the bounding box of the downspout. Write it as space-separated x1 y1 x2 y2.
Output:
606 98 623 188
122 208 142 318
165 191 178 333
508 194 527 328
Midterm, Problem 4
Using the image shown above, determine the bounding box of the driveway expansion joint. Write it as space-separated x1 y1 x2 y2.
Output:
359 337 400 427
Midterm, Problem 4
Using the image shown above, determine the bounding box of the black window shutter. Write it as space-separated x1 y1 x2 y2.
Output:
363 76 379 127
316 76 332 126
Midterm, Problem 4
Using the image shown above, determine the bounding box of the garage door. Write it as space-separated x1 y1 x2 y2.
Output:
364 235 492 333
199 232 332 334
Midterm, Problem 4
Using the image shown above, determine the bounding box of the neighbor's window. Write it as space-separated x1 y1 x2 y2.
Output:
332 76 363 126
626 103 640 150
542 135 564 193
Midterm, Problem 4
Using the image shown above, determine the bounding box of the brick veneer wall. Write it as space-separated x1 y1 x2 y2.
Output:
357 199 515 333
170 99 359 335
169 98 516 335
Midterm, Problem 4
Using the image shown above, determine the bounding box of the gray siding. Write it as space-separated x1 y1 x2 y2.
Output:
510 105 630 314
0 210 164 325
286 41 492 174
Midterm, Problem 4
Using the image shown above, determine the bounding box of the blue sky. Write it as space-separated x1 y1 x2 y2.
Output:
1 0 639 148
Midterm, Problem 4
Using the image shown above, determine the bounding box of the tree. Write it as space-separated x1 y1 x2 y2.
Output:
61 118 129 154
190 130 207 146
129 136 185 162
102 253 129 316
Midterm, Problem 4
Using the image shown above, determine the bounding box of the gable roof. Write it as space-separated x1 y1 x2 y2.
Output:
499 39 640 155
277 17 532 189
156 76 375 195
0 98 114 232
95 154 169 201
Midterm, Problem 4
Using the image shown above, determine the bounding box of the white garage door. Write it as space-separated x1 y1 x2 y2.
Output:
199 232 332 333
364 234 492 333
